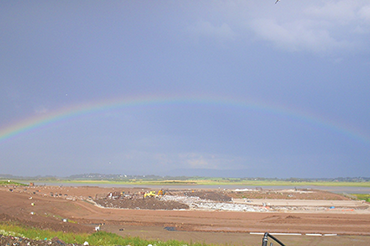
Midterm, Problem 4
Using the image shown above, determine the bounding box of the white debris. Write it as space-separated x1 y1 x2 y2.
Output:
234 188 252 192
160 195 269 212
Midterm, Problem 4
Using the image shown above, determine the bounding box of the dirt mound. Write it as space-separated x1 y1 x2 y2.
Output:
94 197 189 210
261 215 302 224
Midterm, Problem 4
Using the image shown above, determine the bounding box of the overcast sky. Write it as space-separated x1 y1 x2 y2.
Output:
1 0 369 178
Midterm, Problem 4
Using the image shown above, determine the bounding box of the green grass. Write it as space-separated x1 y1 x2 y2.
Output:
53 179 370 187
0 180 27 186
352 194 370 202
8 177 370 187
0 224 89 244
0 223 215 246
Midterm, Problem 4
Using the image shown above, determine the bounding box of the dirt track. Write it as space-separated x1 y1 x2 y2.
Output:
1 185 370 245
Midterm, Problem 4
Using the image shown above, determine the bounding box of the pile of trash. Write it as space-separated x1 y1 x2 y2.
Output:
0 235 87 246
92 189 362 212
93 189 272 212
161 195 269 212
93 196 189 210
182 191 232 202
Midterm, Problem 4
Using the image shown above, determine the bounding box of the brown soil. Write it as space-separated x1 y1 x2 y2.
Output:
1 185 370 246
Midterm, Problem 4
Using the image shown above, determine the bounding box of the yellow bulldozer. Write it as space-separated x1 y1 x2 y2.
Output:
144 190 165 198
144 191 156 198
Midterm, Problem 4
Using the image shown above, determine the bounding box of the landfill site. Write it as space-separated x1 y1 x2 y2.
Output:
1 184 370 245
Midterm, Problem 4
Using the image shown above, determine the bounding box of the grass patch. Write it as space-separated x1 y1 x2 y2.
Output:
0 223 89 244
0 180 27 186
40 213 78 224
352 194 370 202
57 179 370 187
13 177 370 187
0 223 216 246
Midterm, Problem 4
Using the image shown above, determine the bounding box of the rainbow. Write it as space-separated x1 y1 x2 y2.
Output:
0 95 369 145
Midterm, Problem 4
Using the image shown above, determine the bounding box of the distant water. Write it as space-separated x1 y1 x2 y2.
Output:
33 182 370 194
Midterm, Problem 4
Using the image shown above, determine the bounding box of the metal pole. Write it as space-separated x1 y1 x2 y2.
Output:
262 232 269 246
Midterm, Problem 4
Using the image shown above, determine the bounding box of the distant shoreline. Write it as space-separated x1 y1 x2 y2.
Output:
27 181 370 194
18 179 370 186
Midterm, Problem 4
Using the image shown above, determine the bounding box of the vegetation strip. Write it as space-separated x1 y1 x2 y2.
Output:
0 223 218 246
4 178 370 187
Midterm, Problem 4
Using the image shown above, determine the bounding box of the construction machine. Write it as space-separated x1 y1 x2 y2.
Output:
261 233 285 246
144 191 156 198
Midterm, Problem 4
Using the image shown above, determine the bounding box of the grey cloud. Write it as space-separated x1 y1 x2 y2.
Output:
249 18 352 52
246 1 370 53
359 5 370 21
194 1 370 53
305 1 359 21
